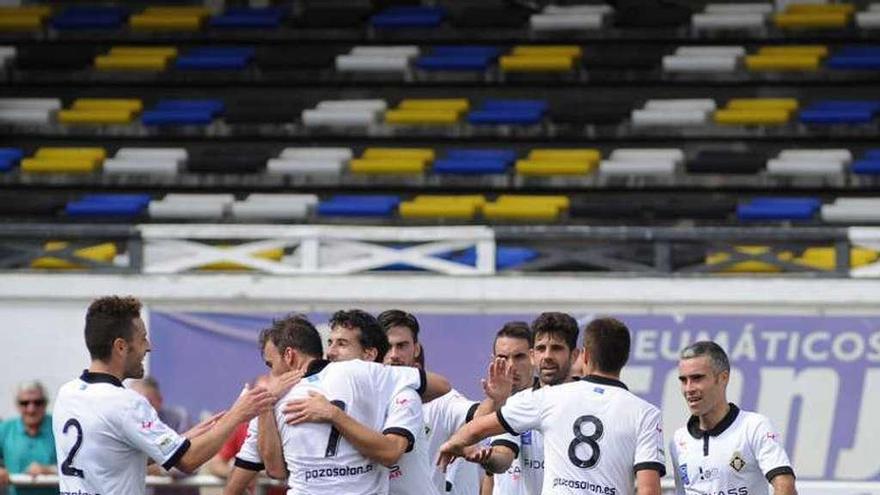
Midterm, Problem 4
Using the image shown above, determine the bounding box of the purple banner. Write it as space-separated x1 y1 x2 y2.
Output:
149 311 880 481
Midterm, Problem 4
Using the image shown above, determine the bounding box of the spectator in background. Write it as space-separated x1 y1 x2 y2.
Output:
0 381 56 495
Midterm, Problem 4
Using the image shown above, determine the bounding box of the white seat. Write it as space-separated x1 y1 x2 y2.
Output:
0 109 52 125
674 46 746 57
544 4 613 14
148 201 227 220
530 13 604 30
632 109 709 126
316 99 388 112
0 46 16 64
599 160 677 176
302 109 379 127
644 99 717 111
102 158 179 175
115 147 189 163
350 46 420 58
610 149 685 165
692 13 766 30
821 204 880 223
266 158 346 176
766 159 845 176
0 98 62 111
335 55 411 72
704 3 773 14
663 55 738 73
279 147 353 161
830 198 880 207
230 201 310 221
777 149 853 164
856 12 880 28
161 193 236 205
244 194 319 207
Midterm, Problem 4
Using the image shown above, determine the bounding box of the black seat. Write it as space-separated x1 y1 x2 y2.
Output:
0 193 69 217
255 47 337 69
294 5 372 28
450 6 530 28
551 103 631 125
687 151 766 175
186 149 271 174
15 46 96 71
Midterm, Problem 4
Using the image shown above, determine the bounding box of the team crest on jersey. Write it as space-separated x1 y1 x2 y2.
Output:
521 431 532 445
679 464 690 485
729 451 746 472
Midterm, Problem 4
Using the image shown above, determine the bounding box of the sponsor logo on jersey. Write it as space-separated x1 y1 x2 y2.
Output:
679 464 690 485
521 430 532 445
552 477 616 495
157 433 177 455
729 451 746 472
698 466 718 481
303 463 374 482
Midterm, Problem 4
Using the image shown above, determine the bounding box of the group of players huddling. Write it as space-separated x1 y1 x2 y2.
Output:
51 296 798 495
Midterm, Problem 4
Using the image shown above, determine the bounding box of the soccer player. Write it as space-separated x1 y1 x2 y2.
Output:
671 342 796 495
52 296 275 495
480 313 581 495
439 317 665 495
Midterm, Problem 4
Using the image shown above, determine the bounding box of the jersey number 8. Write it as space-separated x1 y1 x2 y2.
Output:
568 415 604 469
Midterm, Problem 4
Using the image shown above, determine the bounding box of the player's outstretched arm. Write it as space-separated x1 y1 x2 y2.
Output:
222 466 259 495
176 386 275 473
284 391 409 467
635 468 662 495
771 474 797 495
437 413 506 471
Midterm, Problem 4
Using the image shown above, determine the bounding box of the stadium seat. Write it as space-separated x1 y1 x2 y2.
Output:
317 195 401 217
399 195 485 219
58 98 142 125
22 148 106 174
687 151 766 174
294 4 371 28
66 194 150 218
0 6 51 31
186 149 267 174
483 195 569 221
632 99 715 127
0 148 24 172
230 194 318 221
501 45 581 73
745 46 826 71
767 149 851 177
303 99 386 128
449 6 529 28
130 6 207 31
175 47 255 71
600 149 683 176
415 46 500 71
821 198 880 223
268 148 351 176
714 98 796 125
663 46 743 73
692 9 767 31
209 8 284 29
529 4 608 32
351 148 434 174
142 99 224 126
468 100 546 126
0 98 60 125
432 149 515 175
828 46 880 70
799 100 880 124
737 197 820 221
0 46 16 67
385 98 464 125
774 4 851 29
148 194 233 220
94 46 177 71
370 6 446 29
31 242 118 270
516 148 600 176
51 6 128 30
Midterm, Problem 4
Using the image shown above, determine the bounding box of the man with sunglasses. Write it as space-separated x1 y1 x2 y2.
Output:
0 381 56 495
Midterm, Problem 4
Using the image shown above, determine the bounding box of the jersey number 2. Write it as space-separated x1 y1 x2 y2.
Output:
61 419 85 478
568 415 604 469
324 400 347 457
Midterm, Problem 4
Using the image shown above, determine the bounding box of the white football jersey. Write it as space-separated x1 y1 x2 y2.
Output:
670 404 793 495
492 380 546 495
498 375 666 495
386 388 440 495
234 416 263 471
424 389 480 494
53 370 190 495
271 359 425 495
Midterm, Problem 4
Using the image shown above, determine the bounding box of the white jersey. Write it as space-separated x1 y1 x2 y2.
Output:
253 359 424 495
53 370 190 495
670 404 793 495
498 375 666 495
234 416 263 471
492 419 545 495
424 389 480 495
386 388 440 495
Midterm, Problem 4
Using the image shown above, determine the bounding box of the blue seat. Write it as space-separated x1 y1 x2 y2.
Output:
481 99 549 113
799 108 875 124
433 158 510 175
0 148 23 172
371 6 445 29
317 196 400 217
51 7 128 30
467 109 544 125
66 195 149 217
176 47 254 70
142 110 215 126
807 100 880 112
209 8 283 28
737 198 820 221
851 159 880 175
827 55 880 70
451 246 539 270
864 149 880 160
80 194 152 208
154 99 225 116
431 46 503 58
415 55 494 71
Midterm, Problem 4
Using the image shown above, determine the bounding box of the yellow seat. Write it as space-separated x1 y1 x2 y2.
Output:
745 55 821 71
109 46 179 58
725 98 800 111
94 54 170 71
528 149 602 163
706 246 795 273
349 158 427 174
773 12 849 29
58 109 135 125
512 45 582 58
399 200 478 219
515 159 596 176
36 147 107 161
0 15 42 30
31 242 117 270
130 14 203 31
398 99 470 112
785 4 855 15
21 158 101 174
199 248 284 271
483 202 561 221
72 99 144 113
0 6 52 16
362 148 436 161
795 247 878 270
384 109 460 125
714 109 791 125
757 45 829 57
412 195 487 208
496 195 570 210
500 55 574 72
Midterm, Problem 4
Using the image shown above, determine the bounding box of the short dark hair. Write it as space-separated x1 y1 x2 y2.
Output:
259 313 323 359
680 341 730 374
377 309 420 343
531 312 579 351
494 321 533 351
582 317 631 373
330 309 389 362
85 296 143 361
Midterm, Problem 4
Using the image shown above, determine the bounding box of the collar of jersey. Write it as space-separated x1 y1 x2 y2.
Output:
581 374 628 390
304 359 330 378
80 369 124 388
686 402 740 439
